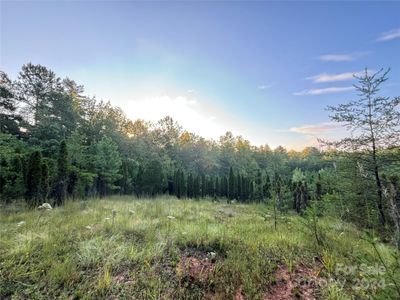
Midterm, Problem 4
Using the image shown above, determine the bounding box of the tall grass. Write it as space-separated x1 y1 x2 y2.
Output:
0 196 398 299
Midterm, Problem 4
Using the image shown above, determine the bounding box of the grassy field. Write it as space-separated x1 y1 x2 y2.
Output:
1 197 399 299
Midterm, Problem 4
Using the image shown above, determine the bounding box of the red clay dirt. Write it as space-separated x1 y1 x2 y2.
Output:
263 264 320 300
177 256 216 283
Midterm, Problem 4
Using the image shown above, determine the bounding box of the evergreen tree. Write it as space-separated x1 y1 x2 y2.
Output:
180 170 186 198
273 171 282 210
193 175 200 199
228 166 235 201
324 69 400 226
40 161 49 201
94 137 122 197
215 176 220 198
315 173 322 201
263 174 271 200
255 169 263 201
248 180 254 200
142 157 164 196
201 174 206 198
26 151 42 206
0 71 22 135
55 140 68 205
237 174 242 201
223 176 228 198
187 172 194 198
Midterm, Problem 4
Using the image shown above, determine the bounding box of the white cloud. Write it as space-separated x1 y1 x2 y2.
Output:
290 122 339 135
306 71 357 83
293 86 354 96
377 28 400 42
125 95 227 139
318 54 356 62
306 70 375 83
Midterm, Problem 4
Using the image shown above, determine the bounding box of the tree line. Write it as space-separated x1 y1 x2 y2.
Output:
1 64 400 245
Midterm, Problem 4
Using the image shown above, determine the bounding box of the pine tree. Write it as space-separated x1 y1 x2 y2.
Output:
180 170 186 198
293 182 301 213
324 69 400 226
315 173 322 201
223 176 228 198
187 173 194 198
273 171 282 210
228 166 235 202
201 174 206 198
40 161 49 201
264 174 271 200
142 157 164 197
301 182 309 210
240 175 246 201
255 169 263 201
193 175 200 199
26 151 42 207
94 137 122 197
215 176 220 198
237 174 242 201
55 140 68 205
250 180 255 201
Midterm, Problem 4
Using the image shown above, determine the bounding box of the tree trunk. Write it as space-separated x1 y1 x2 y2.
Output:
367 90 386 226
373 162 386 226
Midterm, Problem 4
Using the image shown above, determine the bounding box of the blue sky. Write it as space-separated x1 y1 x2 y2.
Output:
1 1 399 149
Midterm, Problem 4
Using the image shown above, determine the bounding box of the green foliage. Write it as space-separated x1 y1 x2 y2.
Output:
1 63 399 253
1 197 399 299
40 162 49 201
94 137 122 197
142 156 164 197
55 140 68 205
25 151 42 207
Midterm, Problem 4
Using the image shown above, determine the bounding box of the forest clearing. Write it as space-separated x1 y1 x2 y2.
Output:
1 197 399 299
1 1 400 299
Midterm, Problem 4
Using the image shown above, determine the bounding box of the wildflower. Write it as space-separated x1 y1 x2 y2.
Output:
38 203 52 210
85 225 92 230
167 215 175 220
17 221 26 227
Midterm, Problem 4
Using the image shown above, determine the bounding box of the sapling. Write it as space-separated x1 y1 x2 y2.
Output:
363 233 400 298
301 201 324 247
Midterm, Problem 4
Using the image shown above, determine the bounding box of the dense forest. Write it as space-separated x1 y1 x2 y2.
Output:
1 63 400 245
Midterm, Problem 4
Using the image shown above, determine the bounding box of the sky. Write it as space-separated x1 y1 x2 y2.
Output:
1 1 399 150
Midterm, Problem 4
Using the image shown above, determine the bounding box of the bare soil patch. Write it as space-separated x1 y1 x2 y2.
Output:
263 264 321 300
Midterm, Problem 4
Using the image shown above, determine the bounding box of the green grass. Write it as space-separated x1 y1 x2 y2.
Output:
0 196 399 299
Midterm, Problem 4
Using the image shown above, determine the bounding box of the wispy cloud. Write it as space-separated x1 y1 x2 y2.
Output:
290 122 339 135
293 86 354 96
377 28 400 42
306 71 358 83
318 52 369 62
318 54 356 62
258 84 272 90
